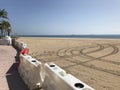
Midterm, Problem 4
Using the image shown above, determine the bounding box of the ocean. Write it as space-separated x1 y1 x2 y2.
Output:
17 35 120 39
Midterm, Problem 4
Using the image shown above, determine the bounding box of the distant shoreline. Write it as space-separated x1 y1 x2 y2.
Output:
16 35 120 39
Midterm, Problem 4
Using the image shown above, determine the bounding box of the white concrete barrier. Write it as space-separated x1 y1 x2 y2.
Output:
18 54 42 90
43 63 94 90
17 41 24 50
13 40 95 90
14 40 27 50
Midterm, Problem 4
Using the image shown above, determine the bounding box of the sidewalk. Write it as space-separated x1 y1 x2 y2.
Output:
0 45 28 90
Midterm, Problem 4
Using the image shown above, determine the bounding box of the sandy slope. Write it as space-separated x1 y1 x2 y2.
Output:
18 37 120 90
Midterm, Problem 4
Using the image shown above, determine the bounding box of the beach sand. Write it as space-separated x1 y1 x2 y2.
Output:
18 37 120 90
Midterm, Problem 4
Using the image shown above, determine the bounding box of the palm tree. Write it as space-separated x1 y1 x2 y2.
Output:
1 20 11 36
0 9 11 37
0 9 8 19
0 21 4 37
0 20 11 36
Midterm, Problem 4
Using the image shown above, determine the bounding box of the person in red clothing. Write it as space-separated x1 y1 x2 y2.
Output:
20 43 29 55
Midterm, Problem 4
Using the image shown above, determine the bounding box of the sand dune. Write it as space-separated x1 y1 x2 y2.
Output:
18 37 120 90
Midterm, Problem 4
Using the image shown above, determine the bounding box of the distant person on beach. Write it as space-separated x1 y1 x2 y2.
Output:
20 43 29 55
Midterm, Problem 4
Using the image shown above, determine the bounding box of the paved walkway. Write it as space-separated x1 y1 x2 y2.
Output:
0 45 28 90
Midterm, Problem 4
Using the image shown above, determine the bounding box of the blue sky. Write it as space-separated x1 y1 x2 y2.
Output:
0 0 120 35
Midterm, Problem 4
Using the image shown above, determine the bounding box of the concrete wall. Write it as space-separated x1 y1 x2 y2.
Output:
0 37 11 45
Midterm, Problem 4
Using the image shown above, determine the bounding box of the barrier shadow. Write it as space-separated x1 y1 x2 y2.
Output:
6 43 29 90
6 62 29 90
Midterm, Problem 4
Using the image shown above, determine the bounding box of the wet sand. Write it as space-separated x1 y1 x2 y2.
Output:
18 37 120 90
